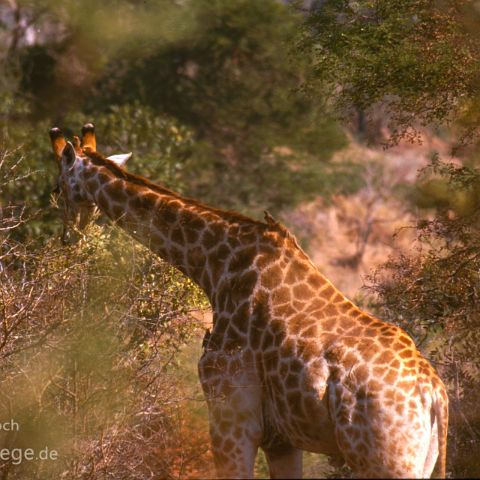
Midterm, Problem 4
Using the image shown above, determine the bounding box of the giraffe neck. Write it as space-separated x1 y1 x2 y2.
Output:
79 153 262 301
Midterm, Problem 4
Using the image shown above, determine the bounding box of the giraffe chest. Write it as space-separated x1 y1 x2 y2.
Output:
198 340 339 455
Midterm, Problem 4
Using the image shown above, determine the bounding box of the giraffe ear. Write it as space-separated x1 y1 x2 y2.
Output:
106 152 132 167
62 141 77 166
49 127 67 162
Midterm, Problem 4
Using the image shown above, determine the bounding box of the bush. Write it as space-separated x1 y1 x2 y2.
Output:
0 150 209 478
366 158 480 477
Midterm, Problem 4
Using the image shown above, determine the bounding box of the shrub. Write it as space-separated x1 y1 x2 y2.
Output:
367 158 480 477
0 149 209 479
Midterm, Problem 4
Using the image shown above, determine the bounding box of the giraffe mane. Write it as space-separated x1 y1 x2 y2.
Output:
84 150 268 228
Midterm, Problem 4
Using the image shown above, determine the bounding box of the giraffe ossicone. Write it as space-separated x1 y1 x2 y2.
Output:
48 124 448 479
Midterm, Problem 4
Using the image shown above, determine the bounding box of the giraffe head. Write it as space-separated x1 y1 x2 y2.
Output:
49 123 132 234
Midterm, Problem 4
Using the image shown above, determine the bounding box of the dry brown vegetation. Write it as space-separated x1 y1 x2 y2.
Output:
0 149 213 479
285 131 456 298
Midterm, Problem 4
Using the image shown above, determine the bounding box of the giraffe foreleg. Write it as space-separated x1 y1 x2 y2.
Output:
208 404 260 479
263 441 303 479
199 350 263 479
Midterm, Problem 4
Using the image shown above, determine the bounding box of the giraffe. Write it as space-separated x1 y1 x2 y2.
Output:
49 124 448 479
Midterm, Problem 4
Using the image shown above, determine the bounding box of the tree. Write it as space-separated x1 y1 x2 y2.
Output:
93 0 347 214
300 0 480 145
1 0 349 225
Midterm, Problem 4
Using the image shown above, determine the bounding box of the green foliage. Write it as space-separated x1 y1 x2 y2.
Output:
99 0 342 153
182 145 363 217
90 0 347 214
65 103 196 192
0 214 208 478
412 154 480 215
301 0 479 143
1 0 349 238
